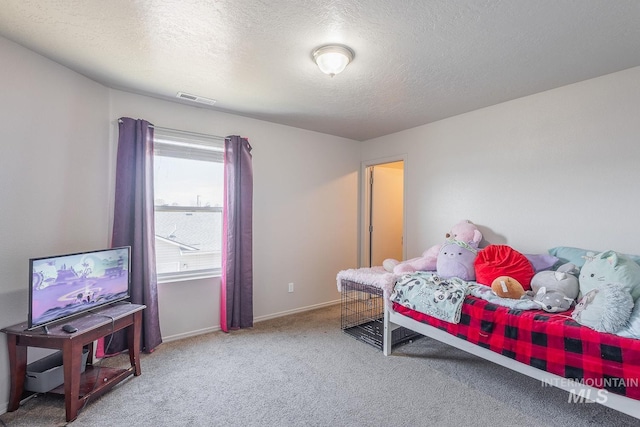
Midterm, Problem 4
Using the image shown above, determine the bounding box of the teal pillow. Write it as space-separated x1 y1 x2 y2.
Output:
549 246 640 269
548 246 594 268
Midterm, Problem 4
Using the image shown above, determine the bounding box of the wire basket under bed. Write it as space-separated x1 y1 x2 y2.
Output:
340 279 419 350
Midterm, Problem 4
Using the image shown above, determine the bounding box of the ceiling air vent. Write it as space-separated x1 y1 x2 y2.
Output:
176 92 217 106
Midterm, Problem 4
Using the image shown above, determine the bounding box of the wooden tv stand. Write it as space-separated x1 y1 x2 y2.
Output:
1 303 145 422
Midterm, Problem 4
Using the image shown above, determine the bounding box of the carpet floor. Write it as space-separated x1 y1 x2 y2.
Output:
1 303 637 426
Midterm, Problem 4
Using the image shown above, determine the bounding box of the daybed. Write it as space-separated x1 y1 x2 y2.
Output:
338 246 640 420
383 290 640 418
384 289 640 420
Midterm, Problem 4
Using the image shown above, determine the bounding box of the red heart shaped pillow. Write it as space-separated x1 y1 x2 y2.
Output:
474 245 535 289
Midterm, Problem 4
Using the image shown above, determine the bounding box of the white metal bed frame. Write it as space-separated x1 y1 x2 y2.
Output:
383 306 640 420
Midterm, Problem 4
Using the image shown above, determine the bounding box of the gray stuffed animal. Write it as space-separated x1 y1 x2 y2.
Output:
531 262 580 300
532 287 574 313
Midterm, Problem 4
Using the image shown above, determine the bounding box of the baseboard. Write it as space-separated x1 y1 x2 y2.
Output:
253 299 340 323
161 299 340 343
161 326 222 343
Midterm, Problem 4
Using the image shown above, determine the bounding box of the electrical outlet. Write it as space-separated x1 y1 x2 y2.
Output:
288 283 294 293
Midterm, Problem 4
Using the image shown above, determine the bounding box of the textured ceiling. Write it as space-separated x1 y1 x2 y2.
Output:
1 0 639 141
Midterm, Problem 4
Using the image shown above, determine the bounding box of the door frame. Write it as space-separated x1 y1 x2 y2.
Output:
358 154 407 268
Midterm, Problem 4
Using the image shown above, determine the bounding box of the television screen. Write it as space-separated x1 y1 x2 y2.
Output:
28 247 131 330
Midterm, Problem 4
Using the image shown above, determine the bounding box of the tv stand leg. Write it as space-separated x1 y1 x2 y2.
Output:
6 335 26 412
128 311 143 375
62 340 84 422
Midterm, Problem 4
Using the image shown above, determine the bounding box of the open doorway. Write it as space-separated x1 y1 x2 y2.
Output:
361 159 405 268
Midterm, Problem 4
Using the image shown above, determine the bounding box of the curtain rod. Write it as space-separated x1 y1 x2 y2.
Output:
117 119 225 141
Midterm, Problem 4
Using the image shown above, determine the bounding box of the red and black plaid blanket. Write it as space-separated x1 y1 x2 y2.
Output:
393 296 640 400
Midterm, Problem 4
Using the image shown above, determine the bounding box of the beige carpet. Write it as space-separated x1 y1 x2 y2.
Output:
1 304 637 427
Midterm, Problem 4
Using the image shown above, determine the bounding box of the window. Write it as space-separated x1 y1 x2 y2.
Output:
153 128 224 282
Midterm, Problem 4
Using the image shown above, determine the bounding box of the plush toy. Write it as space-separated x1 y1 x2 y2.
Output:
383 220 483 275
578 251 640 301
436 239 479 281
474 244 535 289
532 287 574 313
530 263 580 300
491 276 525 299
617 300 640 339
572 283 634 333
382 245 440 274
445 220 483 246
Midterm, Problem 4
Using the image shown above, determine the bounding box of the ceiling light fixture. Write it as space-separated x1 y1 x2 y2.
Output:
312 45 355 77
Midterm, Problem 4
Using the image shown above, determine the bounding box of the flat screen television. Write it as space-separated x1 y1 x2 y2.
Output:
28 246 131 330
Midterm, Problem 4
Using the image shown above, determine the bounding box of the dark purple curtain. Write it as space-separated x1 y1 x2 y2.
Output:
106 117 162 354
220 136 253 332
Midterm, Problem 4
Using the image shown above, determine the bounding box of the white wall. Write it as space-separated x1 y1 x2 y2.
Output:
0 35 361 411
361 66 640 258
0 36 110 410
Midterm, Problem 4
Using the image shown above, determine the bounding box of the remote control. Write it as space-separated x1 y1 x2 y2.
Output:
62 324 78 333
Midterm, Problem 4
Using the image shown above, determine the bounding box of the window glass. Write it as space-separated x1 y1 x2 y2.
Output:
153 129 224 281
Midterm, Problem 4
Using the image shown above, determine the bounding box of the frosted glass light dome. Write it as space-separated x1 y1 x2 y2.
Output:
312 45 354 77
